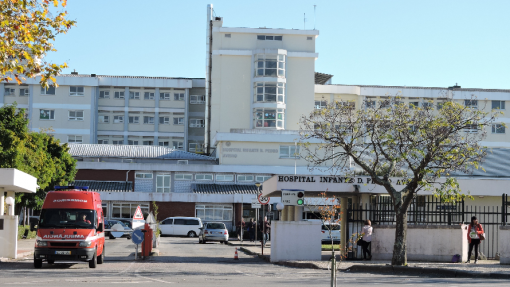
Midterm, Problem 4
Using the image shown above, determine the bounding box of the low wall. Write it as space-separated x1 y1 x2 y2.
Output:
270 221 321 262
371 224 468 262
0 215 19 259
499 226 510 264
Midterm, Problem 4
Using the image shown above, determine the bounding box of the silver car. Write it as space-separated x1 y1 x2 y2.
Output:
198 222 229 244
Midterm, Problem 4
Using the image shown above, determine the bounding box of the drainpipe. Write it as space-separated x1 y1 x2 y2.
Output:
204 4 213 155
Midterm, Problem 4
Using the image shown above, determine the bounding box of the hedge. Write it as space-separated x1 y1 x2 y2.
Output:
18 225 37 240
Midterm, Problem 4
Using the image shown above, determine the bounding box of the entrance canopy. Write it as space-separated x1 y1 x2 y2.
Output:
0 169 37 193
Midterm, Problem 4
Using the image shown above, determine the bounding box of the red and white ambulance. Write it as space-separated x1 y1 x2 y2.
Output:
33 186 105 268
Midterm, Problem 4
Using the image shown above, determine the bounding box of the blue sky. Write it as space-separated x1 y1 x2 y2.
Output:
46 0 510 89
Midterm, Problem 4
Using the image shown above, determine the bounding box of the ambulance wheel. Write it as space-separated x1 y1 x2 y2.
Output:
97 246 105 264
34 258 42 268
89 250 97 268
48 260 55 264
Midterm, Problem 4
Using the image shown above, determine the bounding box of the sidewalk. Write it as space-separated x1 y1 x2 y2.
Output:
0 238 36 262
235 243 510 279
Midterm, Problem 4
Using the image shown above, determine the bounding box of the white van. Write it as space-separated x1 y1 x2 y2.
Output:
159 217 202 237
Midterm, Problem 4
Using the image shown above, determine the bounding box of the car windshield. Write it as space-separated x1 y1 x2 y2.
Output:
322 224 340 231
39 209 95 229
107 220 127 228
207 223 225 229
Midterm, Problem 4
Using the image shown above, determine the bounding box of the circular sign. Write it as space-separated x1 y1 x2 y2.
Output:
110 223 125 238
258 193 270 205
131 229 144 245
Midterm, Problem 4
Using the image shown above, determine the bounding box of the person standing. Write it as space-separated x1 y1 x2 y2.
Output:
262 216 271 246
247 218 255 242
466 216 484 264
360 220 373 260
237 219 245 240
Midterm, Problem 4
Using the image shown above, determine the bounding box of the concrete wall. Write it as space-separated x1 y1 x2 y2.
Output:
499 226 510 264
371 224 468 262
270 221 321 262
155 202 196 219
0 216 18 259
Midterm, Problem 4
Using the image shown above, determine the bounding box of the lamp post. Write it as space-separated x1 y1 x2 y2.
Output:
255 182 264 255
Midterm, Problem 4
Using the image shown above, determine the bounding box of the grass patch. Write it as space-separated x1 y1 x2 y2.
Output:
322 244 341 251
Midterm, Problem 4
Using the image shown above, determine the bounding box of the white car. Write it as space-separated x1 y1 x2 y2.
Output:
198 222 229 244
321 223 340 244
159 217 203 237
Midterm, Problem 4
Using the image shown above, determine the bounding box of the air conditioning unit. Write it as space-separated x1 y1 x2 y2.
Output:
177 160 188 165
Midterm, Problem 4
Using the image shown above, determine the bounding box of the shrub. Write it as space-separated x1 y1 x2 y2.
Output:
17 225 37 240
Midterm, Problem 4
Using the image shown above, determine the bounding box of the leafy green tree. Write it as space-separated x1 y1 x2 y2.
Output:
0 0 75 87
0 105 76 211
299 95 500 266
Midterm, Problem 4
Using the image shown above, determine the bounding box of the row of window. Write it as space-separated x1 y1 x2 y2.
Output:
464 123 506 134
361 99 506 110
315 100 355 110
4 87 28 96
40 109 84 121
99 91 205 103
97 115 204 127
135 172 271 183
41 86 84 96
255 82 285 103
254 108 284 129
255 54 285 78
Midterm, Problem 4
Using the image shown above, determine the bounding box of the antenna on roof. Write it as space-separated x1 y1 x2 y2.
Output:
314 5 317 30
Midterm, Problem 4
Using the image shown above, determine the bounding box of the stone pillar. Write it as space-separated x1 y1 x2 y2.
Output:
294 206 303 221
340 197 348 256
124 87 130 144
6 191 15 216
281 206 288 221
287 206 295 221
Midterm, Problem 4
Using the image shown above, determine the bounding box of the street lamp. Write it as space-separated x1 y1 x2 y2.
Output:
255 182 267 254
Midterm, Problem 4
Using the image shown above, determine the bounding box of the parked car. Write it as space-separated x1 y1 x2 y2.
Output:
321 223 340 244
105 220 132 239
159 217 202 237
118 219 132 229
198 222 229 244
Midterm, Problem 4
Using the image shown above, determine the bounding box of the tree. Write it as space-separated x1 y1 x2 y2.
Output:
0 0 75 87
0 105 77 213
299 95 500 266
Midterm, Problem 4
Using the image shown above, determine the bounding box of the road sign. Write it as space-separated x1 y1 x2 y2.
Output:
133 205 144 220
110 223 125 238
281 190 305 206
132 229 144 245
258 193 270 205
251 198 261 208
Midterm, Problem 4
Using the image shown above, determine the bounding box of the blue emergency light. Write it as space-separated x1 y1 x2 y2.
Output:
54 186 89 191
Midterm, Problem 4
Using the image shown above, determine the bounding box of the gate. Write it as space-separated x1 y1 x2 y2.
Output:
347 195 501 259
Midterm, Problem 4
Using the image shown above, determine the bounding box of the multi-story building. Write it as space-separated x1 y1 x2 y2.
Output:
0 74 206 152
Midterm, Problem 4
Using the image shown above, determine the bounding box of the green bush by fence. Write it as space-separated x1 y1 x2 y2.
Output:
18 226 36 240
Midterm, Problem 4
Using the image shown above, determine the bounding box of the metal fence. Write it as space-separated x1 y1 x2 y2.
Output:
347 196 502 259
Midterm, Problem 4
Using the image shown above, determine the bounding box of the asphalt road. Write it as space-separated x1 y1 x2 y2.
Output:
0 236 509 286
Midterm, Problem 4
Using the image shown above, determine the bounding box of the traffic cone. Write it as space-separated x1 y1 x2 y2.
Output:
234 248 239 260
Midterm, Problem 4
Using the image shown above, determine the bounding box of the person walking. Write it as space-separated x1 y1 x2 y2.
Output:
261 216 271 246
247 218 255 242
237 219 245 240
466 216 484 264
360 220 373 260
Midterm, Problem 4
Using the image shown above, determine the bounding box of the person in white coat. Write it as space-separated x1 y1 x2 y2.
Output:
360 220 373 260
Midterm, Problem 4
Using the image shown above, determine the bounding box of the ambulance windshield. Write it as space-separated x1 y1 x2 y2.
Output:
39 209 95 229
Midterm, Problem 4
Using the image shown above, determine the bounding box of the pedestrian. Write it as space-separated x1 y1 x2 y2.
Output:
262 216 271 246
359 219 373 260
466 216 485 264
237 219 245 240
247 218 255 242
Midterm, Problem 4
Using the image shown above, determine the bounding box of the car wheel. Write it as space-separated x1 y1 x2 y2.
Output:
199 237 203 244
203 239 207 244
97 245 105 264
47 260 55 264
220 241 223 244
187 231 197 238
89 249 97 268
34 257 42 268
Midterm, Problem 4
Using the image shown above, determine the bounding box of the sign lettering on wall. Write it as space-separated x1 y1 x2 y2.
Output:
277 176 413 186
222 146 279 158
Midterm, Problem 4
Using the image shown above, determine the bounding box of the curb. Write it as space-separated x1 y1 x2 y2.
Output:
237 247 322 269
345 265 510 279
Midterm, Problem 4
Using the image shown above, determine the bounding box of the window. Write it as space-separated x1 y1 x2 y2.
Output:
68 110 84 121
19 88 28 96
492 101 506 110
114 91 125 99
280 145 300 158
112 140 123 145
177 160 188 165
159 116 170 124
135 172 153 179
41 86 56 95
307 36 313 40
99 91 110 98
190 119 204 128
98 115 109 123
173 117 184 125
129 116 139 124
4 88 15 95
464 124 478 133
254 108 284 128
159 141 169 147
174 93 184 101
255 54 285 77
196 174 213 181
437 102 444 110
98 139 109 144
113 115 124 123
70 86 84 96
189 142 203 152
175 174 192 180
190 95 205 104
143 116 154 124
216 174 234 182
160 92 170 100
256 175 272 182
195 205 233 221
409 101 420 108
465 100 478 109
129 91 140 99
336 101 355 110
225 33 231 38
39 109 55 120
173 141 183 150
143 141 153 146
237 175 254 182
257 35 283 41
492 124 505 134
144 92 155 100
156 174 170 193
315 100 327 109
254 82 285 102
128 140 138 145
366 100 376 109
111 203 149 219
68 135 82 144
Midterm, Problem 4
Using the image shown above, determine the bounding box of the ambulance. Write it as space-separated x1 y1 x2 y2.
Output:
33 186 105 268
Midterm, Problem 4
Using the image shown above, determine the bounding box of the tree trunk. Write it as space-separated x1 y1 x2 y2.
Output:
391 208 408 265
